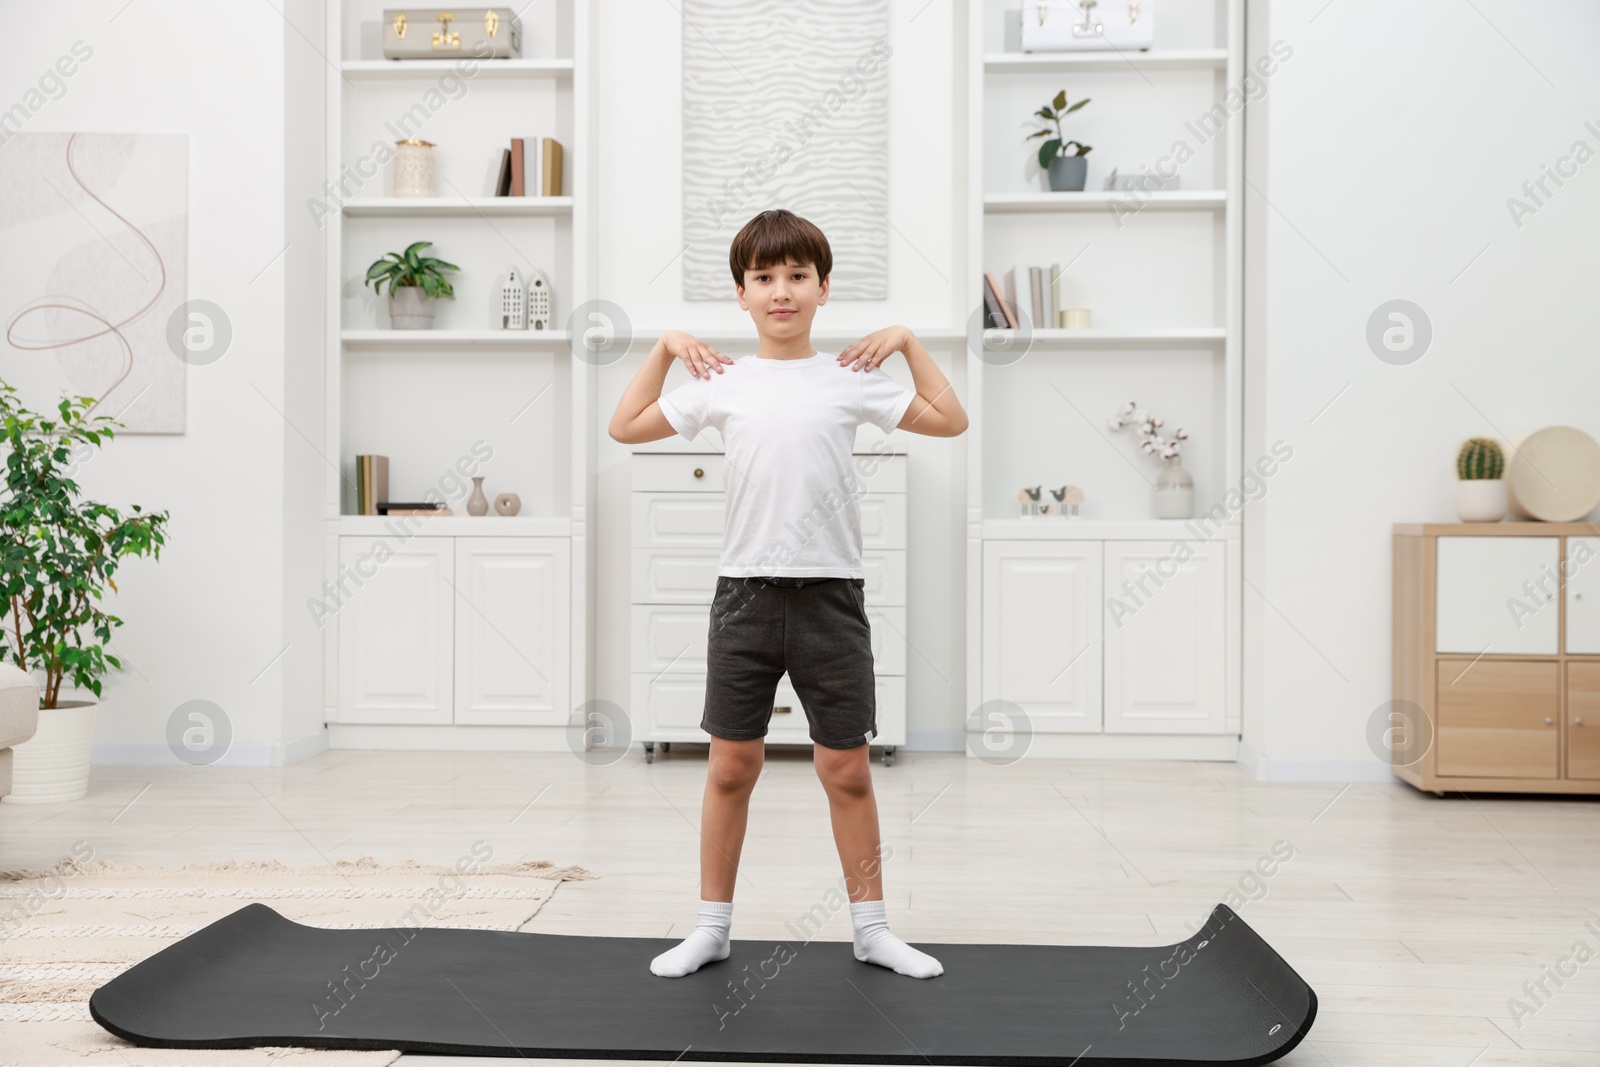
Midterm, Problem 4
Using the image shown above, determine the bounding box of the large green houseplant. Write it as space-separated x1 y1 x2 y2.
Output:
0 381 169 801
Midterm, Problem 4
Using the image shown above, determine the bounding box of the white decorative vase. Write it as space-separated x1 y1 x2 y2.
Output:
6 695 97 804
389 285 436 329
1153 456 1194 520
1456 479 1508 523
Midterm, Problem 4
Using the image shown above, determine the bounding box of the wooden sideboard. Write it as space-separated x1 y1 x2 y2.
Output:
1393 522 1600 794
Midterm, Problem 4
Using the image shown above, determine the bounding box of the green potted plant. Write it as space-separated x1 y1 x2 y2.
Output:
0 382 170 803
365 240 461 329
1027 89 1093 192
1455 436 1507 522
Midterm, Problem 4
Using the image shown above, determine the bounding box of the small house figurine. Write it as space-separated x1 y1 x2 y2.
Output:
500 266 527 330
527 267 552 330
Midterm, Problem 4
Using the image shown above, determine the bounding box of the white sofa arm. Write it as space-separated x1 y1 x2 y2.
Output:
0 662 41 749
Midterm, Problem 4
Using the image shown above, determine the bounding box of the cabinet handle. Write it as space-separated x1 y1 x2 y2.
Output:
693 467 704 479
1545 716 1554 725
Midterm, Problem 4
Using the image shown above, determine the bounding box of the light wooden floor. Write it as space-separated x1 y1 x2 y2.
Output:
4 744 1597 1066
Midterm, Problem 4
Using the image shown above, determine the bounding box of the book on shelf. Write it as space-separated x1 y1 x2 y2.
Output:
982 278 1005 329
1051 262 1063 328
541 137 563 196
1003 268 1020 329
381 505 454 517
377 501 447 515
355 455 388 516
494 147 513 196
982 271 1017 330
509 137 527 196
1029 266 1044 330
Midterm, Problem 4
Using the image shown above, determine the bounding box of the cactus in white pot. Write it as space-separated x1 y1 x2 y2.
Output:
1455 436 1507 522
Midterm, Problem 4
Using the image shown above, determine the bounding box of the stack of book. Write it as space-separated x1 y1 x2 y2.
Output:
355 454 388 516
495 136 564 197
982 266 1065 331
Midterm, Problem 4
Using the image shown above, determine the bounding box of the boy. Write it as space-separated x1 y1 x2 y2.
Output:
607 208 968 979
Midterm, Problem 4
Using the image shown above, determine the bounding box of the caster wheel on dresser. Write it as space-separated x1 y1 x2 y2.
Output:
660 742 671 754
643 742 655 764
882 745 896 766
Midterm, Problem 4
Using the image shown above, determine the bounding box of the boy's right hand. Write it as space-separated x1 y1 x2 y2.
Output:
663 331 734 378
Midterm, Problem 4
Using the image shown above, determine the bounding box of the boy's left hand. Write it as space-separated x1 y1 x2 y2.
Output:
838 326 912 372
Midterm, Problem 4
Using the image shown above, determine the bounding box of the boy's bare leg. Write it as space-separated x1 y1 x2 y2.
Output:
814 741 884 901
814 742 944 978
701 736 764 900
650 735 762 977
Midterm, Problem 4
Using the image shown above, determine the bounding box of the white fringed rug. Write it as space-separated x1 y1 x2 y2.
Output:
0 855 600 1067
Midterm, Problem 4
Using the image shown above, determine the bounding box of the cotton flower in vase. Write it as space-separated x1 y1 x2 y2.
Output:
1108 400 1193 519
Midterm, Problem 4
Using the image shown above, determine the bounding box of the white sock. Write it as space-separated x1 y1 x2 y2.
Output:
650 899 733 977
849 898 943 978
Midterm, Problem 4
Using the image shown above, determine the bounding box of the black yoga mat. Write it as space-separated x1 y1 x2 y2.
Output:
91 901 1316 1066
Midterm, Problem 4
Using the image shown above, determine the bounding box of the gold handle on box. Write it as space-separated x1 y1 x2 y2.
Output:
393 12 407 38
432 11 460 51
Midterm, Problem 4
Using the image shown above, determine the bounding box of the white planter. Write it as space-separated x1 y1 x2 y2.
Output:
1456 478 1508 523
5 695 97 804
388 286 437 329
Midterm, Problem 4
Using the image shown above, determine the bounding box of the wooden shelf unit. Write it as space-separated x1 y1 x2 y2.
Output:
1392 522 1600 794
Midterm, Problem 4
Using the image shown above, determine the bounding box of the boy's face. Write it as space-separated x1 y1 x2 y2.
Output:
736 258 828 337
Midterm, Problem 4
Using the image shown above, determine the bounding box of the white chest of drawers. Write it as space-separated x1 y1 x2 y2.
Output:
629 452 908 764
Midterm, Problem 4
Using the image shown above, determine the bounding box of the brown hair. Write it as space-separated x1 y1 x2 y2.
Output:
728 208 832 289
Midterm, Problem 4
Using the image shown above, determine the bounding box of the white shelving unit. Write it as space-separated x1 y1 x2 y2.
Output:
962 0 1245 760
321 2 595 747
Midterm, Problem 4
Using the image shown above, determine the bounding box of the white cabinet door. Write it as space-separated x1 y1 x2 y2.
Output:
453 537 570 726
981 541 1102 733
1436 537 1559 655
1566 537 1600 653
1102 540 1226 733
337 536 453 724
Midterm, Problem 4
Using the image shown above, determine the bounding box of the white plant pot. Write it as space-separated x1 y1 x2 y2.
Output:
1456 478 1508 523
388 286 437 329
6 695 97 804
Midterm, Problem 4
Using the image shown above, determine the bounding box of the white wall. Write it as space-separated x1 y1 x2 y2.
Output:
1241 0 1600 779
0 1 322 765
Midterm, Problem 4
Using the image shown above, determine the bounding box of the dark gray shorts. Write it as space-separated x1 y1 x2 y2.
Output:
701 575 876 749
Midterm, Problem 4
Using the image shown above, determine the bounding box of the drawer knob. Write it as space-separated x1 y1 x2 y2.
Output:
693 467 704 479
1577 717 1585 726
1545 716 1554 725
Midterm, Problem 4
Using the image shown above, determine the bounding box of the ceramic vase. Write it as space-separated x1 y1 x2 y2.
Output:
1154 456 1194 520
467 476 489 516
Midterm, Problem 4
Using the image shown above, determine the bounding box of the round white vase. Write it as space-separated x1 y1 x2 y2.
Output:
6 695 97 804
1455 478 1508 523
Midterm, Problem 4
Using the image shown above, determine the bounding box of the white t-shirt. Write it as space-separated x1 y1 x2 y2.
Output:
656 350 917 579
